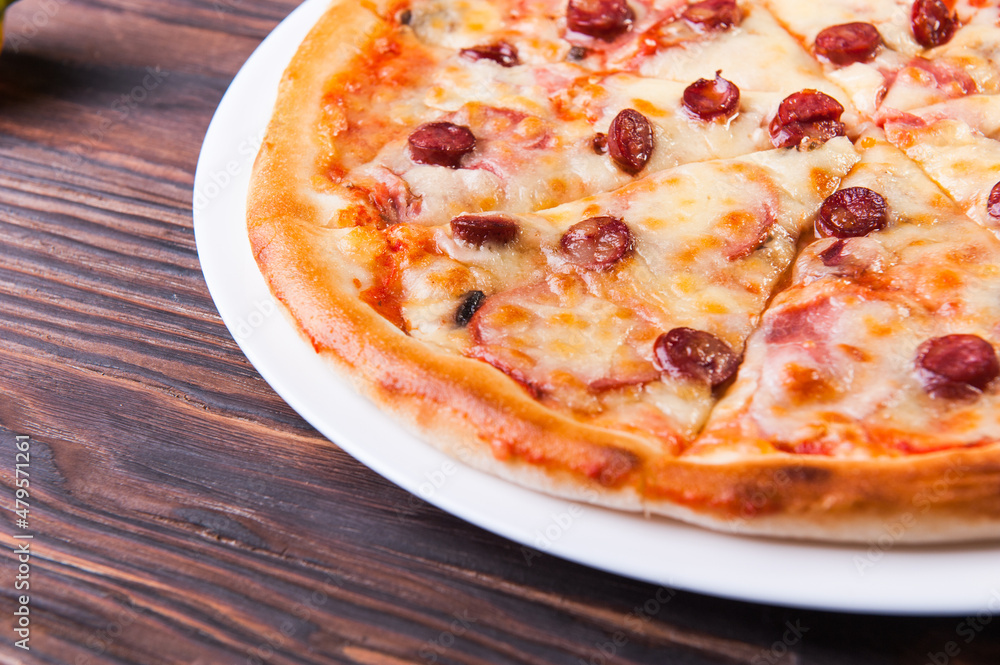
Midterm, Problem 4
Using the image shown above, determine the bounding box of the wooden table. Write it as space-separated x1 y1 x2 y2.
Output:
2 1 999 662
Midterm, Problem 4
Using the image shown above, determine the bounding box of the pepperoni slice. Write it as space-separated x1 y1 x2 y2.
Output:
450 214 520 248
988 181 1000 220
769 90 846 149
566 0 634 40
814 22 881 65
408 122 476 168
608 109 654 174
460 42 520 67
917 334 999 399
815 187 888 238
911 0 957 49
653 328 740 387
682 0 741 32
682 71 740 121
560 216 634 270
455 290 487 327
774 91 845 126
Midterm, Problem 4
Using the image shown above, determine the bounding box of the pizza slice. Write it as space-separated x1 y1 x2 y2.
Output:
669 134 1000 541
347 70 792 226
300 0 818 230
392 0 683 64
761 0 918 120
624 0 855 104
763 0 1000 123
457 137 858 450
877 1 1000 119
396 0 852 107
883 94 1000 235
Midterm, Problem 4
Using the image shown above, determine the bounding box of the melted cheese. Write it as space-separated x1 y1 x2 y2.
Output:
315 0 1000 457
348 66 784 227
698 138 1000 457
459 139 857 441
885 96 1000 234
471 275 662 398
764 0 921 56
637 3 855 108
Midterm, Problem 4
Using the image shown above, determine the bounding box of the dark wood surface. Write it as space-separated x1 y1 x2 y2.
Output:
1 1 999 663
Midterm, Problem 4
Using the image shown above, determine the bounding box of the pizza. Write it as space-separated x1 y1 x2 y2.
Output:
247 0 1000 543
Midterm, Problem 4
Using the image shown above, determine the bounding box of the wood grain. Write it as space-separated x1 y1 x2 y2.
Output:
1 0 999 663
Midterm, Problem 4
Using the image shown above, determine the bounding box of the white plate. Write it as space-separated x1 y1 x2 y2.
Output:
193 0 1000 615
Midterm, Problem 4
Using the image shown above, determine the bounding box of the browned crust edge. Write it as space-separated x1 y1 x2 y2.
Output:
644 446 1000 543
246 0 1000 543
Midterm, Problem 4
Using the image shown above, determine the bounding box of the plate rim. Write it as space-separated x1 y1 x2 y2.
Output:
192 0 1000 616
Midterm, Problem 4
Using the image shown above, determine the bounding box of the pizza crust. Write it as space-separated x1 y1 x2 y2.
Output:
248 0 1000 543
644 445 1000 543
